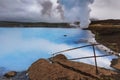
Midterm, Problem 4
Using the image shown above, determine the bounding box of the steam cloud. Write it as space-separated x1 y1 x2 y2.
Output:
59 0 94 28
37 0 64 20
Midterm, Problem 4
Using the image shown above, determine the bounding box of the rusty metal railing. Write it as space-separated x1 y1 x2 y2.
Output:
51 43 114 75
52 44 100 55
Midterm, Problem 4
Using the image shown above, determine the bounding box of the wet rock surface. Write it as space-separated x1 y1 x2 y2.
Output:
0 71 29 80
28 54 120 80
4 71 17 78
111 58 120 70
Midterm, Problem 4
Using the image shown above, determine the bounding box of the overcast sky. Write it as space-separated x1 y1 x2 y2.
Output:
91 0 120 20
0 0 62 22
0 0 120 22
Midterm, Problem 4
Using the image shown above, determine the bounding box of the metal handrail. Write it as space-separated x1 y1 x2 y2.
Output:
53 44 100 55
68 54 113 60
51 43 114 75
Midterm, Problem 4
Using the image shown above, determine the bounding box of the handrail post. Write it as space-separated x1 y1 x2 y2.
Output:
92 44 99 75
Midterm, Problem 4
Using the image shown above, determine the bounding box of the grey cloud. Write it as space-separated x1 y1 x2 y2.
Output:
90 0 120 19
56 3 64 20
0 0 63 22
39 0 53 16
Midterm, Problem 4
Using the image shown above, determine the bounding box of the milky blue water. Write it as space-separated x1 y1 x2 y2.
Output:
0 28 114 75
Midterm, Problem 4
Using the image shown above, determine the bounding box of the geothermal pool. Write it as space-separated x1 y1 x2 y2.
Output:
0 28 115 75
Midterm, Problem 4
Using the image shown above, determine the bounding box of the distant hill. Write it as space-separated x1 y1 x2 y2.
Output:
0 19 120 27
0 21 71 28
90 19 120 25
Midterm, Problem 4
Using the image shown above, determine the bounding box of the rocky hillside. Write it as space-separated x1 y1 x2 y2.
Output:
89 19 120 53
1 54 120 80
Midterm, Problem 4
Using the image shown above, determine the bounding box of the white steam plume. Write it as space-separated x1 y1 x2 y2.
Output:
59 0 94 28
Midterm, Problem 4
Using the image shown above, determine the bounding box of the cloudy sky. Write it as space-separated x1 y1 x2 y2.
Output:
0 0 63 22
0 0 120 22
91 0 120 19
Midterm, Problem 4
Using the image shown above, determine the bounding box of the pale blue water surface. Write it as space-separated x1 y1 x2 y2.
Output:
0 28 115 75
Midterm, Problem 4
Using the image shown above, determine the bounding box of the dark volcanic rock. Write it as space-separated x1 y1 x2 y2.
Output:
12 71 29 80
4 71 17 78
111 58 120 70
0 71 29 80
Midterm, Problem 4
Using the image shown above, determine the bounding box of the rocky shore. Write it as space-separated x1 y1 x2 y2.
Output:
0 71 29 80
89 19 120 53
1 54 120 80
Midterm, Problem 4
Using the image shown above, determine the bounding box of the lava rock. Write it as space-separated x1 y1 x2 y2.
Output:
111 58 120 70
4 71 17 78
0 71 29 80
12 71 29 80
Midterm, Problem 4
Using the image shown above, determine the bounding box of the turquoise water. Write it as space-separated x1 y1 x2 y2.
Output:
0 28 114 74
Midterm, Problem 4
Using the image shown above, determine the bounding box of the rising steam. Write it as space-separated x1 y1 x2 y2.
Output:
59 0 94 28
37 0 94 27
37 0 64 21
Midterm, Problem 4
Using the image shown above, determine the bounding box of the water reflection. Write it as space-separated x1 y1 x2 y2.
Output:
0 28 115 74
